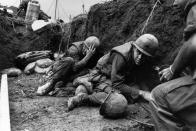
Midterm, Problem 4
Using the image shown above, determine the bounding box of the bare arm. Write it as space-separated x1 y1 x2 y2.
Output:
111 53 140 99
159 39 196 81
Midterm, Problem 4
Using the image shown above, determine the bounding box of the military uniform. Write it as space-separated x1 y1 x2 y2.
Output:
150 1 196 130
45 41 102 94
73 42 158 107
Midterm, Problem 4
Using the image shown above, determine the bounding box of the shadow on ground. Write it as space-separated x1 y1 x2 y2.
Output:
8 74 154 131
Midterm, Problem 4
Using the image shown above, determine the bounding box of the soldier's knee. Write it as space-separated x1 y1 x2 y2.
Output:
60 57 75 68
75 85 88 95
151 85 167 106
151 85 162 101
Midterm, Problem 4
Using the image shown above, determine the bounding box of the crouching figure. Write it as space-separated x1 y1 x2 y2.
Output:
36 36 103 95
68 34 159 118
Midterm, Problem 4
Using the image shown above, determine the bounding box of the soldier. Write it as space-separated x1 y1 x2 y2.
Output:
37 36 103 95
17 0 31 14
150 0 196 130
68 34 159 115
17 0 50 20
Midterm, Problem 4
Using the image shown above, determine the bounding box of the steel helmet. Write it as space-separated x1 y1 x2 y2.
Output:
99 92 128 119
133 34 159 57
84 36 100 48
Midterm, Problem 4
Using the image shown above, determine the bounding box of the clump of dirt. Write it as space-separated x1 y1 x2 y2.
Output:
70 0 185 65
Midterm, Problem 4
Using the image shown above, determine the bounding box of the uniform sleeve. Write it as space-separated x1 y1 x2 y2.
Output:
68 45 87 72
111 53 140 100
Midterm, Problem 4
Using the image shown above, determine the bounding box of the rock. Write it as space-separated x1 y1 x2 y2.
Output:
24 62 36 74
36 58 53 68
34 65 51 74
1 67 22 77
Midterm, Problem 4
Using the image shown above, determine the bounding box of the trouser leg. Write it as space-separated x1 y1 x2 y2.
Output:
50 57 74 89
37 57 74 95
150 85 184 131
82 79 113 107
69 74 112 109
149 78 196 131
149 100 184 131
87 92 108 106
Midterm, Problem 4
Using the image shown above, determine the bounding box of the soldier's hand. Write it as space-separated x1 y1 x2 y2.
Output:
159 67 173 82
86 44 95 59
139 90 152 101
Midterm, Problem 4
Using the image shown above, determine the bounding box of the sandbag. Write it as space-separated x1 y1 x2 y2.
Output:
32 20 53 31
1 67 22 77
36 58 53 68
34 65 51 74
24 62 36 74
15 50 52 69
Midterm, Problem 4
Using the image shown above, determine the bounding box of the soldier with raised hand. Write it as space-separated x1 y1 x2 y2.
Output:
36 36 103 96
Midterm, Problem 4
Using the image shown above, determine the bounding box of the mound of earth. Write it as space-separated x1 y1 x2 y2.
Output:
70 0 185 65
69 14 87 43
0 14 64 71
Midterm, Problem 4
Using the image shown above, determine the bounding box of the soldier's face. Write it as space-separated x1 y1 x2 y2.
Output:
133 47 145 65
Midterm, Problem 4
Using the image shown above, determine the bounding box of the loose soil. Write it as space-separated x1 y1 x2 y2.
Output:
8 74 153 131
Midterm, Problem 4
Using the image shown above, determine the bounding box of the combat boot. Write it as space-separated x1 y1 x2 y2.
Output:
36 80 54 95
68 93 88 111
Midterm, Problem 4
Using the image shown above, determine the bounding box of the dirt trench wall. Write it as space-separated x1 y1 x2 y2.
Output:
70 0 185 65
0 0 186 70
69 14 87 44
0 15 63 71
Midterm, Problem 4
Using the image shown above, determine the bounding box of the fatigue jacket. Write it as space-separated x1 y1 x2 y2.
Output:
98 42 156 101
68 41 103 72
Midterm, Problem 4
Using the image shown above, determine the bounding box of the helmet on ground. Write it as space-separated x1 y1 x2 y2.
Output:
99 92 128 119
133 34 159 57
84 36 100 48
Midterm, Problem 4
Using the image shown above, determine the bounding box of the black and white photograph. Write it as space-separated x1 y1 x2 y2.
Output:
0 0 196 130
